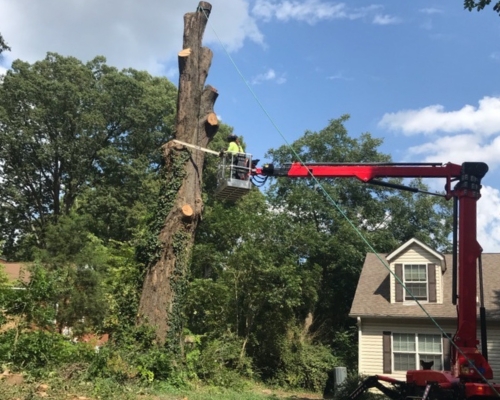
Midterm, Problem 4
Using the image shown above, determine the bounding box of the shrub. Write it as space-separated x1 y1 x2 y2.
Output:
195 333 253 389
273 340 338 392
87 325 176 384
0 329 95 373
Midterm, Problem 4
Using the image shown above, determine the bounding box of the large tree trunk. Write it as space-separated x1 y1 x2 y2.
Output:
137 1 219 348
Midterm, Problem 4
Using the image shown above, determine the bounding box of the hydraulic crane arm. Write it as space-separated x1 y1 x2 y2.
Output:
256 161 462 195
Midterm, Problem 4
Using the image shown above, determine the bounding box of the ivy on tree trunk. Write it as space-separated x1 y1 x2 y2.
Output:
137 2 219 349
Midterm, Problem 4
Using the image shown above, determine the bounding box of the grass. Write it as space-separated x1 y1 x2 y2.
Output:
0 373 323 400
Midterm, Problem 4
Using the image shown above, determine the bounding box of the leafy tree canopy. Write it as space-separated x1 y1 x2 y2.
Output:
0 53 177 258
0 33 10 54
464 0 500 13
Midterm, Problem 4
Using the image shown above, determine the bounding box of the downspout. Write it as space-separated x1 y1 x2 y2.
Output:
357 317 362 373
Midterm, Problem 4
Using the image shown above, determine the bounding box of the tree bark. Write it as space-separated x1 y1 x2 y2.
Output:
137 1 219 347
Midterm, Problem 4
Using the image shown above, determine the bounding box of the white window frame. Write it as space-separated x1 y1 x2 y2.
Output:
403 264 428 301
392 333 443 372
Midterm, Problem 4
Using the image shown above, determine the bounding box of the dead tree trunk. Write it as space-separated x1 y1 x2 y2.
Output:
137 1 219 348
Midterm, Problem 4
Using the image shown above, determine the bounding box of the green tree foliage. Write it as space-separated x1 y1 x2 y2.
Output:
0 32 10 54
0 263 10 287
0 53 177 258
465 0 500 14
188 189 326 387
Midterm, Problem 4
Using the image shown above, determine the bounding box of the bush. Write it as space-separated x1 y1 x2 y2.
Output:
194 333 253 389
87 325 176 384
0 329 95 373
273 340 338 392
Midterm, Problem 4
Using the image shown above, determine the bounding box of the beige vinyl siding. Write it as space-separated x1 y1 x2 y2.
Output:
390 244 443 304
358 318 456 381
479 322 500 379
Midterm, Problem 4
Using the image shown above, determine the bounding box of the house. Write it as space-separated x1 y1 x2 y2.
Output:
0 259 29 285
349 238 500 381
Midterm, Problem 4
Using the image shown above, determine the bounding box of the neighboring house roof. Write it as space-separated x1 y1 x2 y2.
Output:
349 252 500 320
0 261 30 283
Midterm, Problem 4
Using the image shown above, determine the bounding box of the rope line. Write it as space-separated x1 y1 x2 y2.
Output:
198 8 498 394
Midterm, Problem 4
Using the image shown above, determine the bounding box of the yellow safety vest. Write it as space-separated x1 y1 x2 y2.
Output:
227 142 243 153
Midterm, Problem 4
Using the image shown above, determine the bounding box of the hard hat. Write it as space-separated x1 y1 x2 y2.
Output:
227 134 238 142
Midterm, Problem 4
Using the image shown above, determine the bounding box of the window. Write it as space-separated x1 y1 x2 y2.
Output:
393 333 442 371
404 264 427 300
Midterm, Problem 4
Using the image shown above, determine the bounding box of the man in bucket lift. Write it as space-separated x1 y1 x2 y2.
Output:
222 134 247 179
226 134 243 153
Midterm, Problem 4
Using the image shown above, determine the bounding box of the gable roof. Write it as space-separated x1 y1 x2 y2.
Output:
349 252 500 320
387 238 446 271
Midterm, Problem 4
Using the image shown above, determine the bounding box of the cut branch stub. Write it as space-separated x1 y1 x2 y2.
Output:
206 112 218 126
204 112 219 137
181 204 193 218
178 48 192 73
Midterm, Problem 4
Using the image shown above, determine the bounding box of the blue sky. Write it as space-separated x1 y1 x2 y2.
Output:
1 0 499 251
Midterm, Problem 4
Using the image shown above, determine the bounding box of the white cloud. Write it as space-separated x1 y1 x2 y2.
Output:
252 0 397 25
327 72 353 80
420 19 433 31
0 0 264 74
372 14 401 25
251 68 286 84
379 96 500 136
490 52 500 61
253 0 348 23
419 8 443 14
407 134 500 168
477 185 500 252
378 97 500 252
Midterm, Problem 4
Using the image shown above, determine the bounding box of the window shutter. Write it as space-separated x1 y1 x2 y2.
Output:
383 331 392 373
395 264 403 302
443 334 452 371
428 264 437 303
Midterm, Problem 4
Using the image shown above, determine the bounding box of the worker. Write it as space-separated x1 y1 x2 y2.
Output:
226 134 243 153
223 134 247 179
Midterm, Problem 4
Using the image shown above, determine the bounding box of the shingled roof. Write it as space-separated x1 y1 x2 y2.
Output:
349 252 500 320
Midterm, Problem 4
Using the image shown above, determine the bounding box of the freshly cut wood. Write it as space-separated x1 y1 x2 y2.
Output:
178 48 191 72
181 204 193 217
178 48 191 57
206 112 218 126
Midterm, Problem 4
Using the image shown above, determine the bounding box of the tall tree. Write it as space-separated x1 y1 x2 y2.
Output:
0 53 177 258
137 2 220 346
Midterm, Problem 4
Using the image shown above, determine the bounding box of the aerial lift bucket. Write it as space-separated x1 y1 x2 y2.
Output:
215 152 253 201
170 140 253 201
